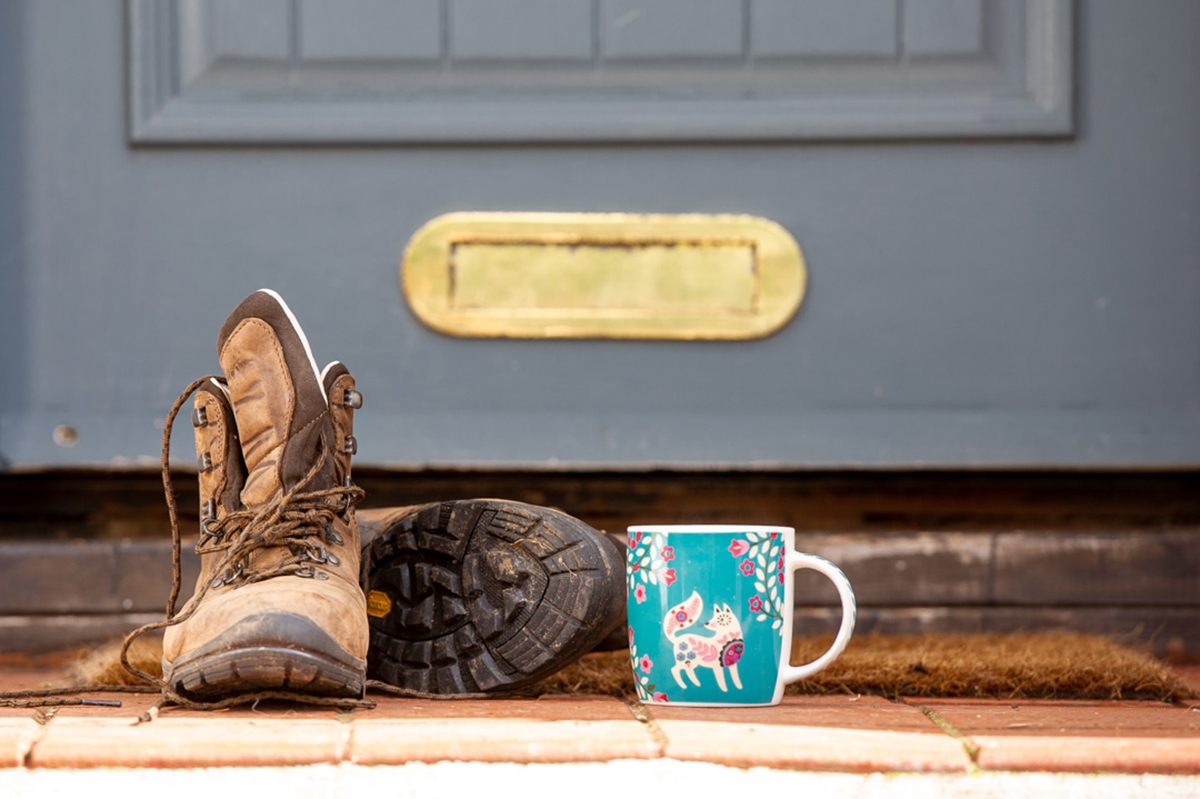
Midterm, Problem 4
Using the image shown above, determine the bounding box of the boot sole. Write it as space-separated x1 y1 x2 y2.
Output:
361 500 625 694
164 612 366 700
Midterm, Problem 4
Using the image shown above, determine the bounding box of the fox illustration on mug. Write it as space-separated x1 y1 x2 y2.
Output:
663 591 746 692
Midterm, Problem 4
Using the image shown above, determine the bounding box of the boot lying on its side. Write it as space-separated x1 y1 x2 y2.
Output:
359 500 626 694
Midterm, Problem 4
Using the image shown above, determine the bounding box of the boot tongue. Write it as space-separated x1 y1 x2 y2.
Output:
217 291 332 509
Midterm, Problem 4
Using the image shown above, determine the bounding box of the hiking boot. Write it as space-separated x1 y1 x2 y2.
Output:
358 500 626 694
161 290 368 700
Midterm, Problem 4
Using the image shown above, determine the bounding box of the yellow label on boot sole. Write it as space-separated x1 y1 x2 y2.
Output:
367 590 392 619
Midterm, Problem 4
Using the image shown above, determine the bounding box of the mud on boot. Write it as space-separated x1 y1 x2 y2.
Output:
358 500 626 694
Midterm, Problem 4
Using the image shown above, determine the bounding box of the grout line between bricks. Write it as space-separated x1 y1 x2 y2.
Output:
620 697 667 757
18 707 57 768
919 706 980 770
337 707 355 764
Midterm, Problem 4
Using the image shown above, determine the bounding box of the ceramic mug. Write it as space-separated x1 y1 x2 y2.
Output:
625 524 856 707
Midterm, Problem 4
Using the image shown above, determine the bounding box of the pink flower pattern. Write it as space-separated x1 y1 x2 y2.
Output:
661 546 674 562
661 568 677 586
634 584 647 604
652 692 669 703
727 533 788 626
640 654 653 673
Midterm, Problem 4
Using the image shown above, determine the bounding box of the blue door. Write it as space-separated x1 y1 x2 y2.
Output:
1 1 1197 471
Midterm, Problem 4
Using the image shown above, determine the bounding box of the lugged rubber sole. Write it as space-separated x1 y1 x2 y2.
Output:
360 500 625 694
163 612 367 700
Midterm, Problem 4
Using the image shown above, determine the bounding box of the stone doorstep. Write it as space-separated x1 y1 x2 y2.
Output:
1 667 1199 773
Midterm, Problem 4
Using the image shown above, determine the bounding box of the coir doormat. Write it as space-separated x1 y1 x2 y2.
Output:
530 633 1195 702
67 631 1191 703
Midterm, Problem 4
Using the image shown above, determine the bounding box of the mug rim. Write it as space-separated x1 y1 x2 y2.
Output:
627 524 794 535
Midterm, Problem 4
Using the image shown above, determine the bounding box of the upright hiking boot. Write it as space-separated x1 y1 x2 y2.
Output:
161 289 368 700
358 500 626 694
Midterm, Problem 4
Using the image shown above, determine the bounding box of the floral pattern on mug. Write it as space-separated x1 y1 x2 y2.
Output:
629 630 666 702
728 531 787 631
626 531 678 594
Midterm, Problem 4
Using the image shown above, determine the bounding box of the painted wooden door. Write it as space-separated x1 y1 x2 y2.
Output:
1 1 1198 470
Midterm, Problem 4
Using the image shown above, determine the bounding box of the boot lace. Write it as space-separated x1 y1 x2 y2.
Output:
0 377 514 716
119 376 373 715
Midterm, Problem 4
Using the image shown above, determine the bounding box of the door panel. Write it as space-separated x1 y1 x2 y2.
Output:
129 0 1070 142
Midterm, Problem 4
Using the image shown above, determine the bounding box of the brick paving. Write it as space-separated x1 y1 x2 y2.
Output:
1 664 1196 773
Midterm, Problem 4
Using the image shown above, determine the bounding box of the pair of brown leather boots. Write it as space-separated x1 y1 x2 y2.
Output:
159 290 625 701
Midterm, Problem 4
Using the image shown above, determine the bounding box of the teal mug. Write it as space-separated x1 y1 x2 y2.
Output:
626 524 856 707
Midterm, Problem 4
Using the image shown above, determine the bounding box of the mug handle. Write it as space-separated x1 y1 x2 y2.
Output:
780 553 857 684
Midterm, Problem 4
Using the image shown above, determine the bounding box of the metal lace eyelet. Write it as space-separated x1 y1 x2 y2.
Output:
295 564 323 580
211 561 243 588
191 405 209 428
198 451 214 472
343 436 357 456
324 524 344 546
303 544 340 567
342 389 363 410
